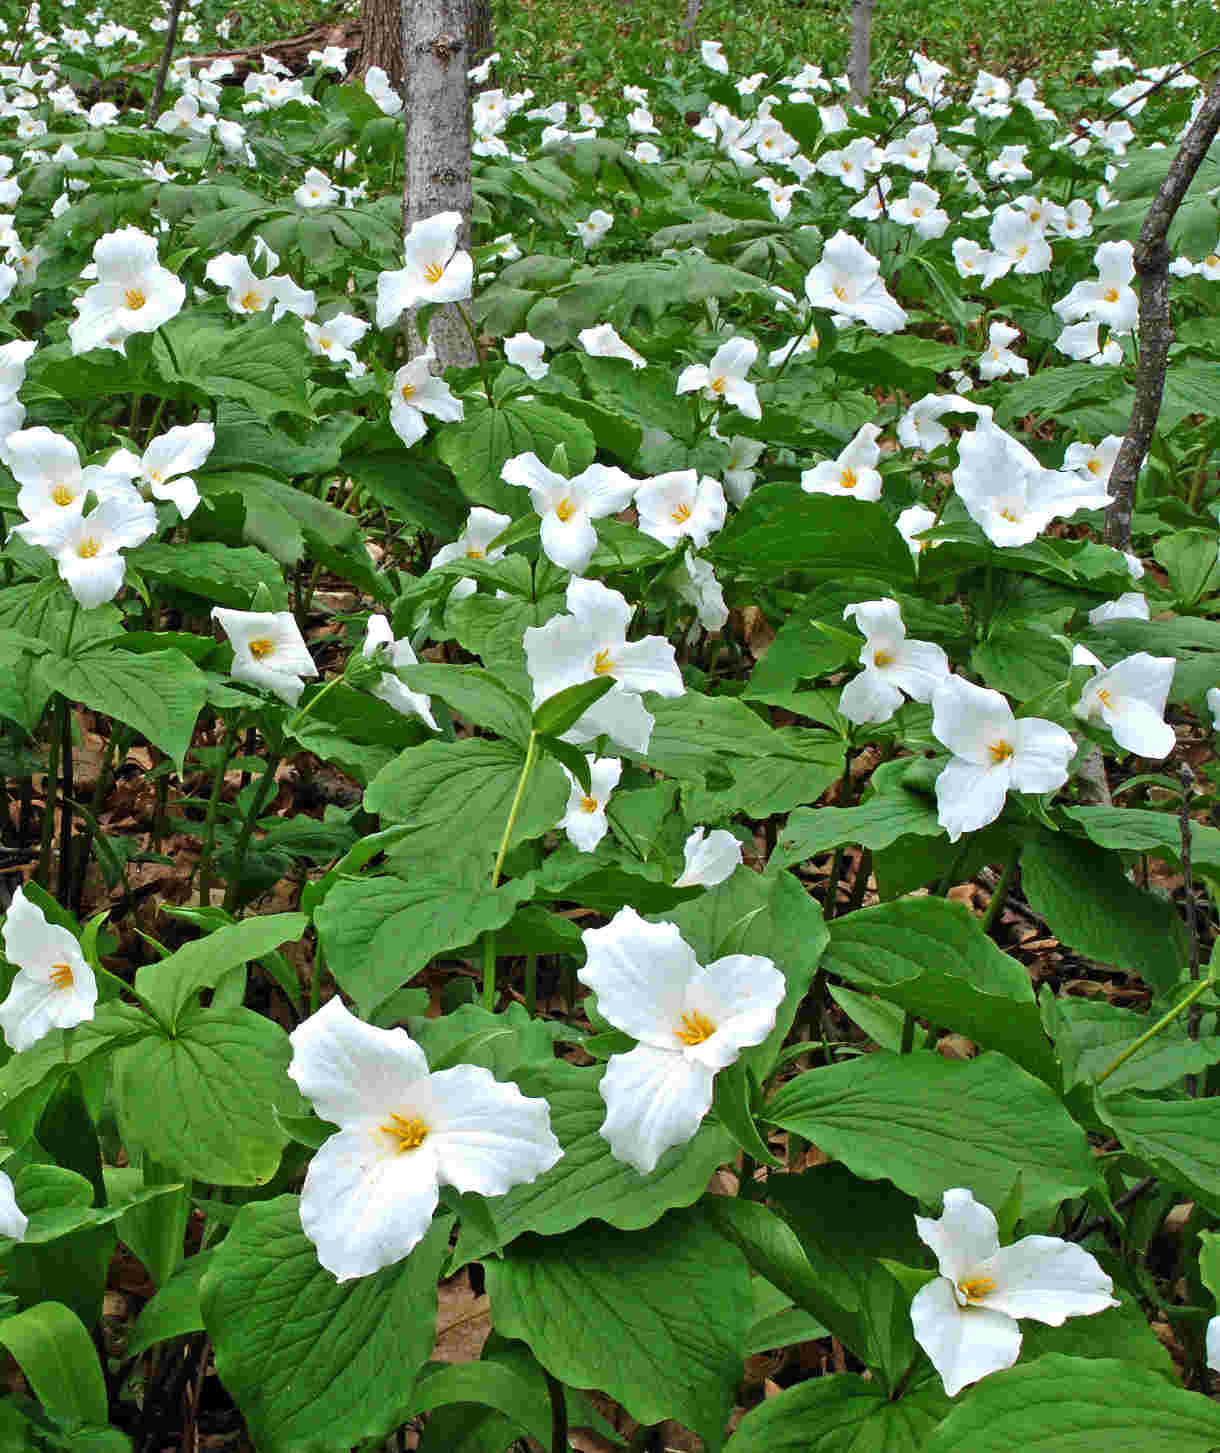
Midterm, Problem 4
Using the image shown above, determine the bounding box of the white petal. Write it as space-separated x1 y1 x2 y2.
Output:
839 668 904 725
570 685 655 754
151 474 200 518
0 965 97 1051
844 598 905 640
60 552 126 609
932 677 1014 763
288 998 431 1131
674 827 742 888
561 797 609 851
540 507 598 574
428 1064 562 1195
610 636 685 698
1008 718 1076 793
3 885 82 973
911 1277 1022 1398
682 953 786 1070
979 1236 1116 1324
300 1128 440 1281
888 640 952 703
915 1187 1001 1284
1105 697 1175 758
0 1171 26 1241
143 422 214 482
571 463 637 519
597 1044 716 1174
1207 1315 1220 1373
936 757 1011 842
579 907 699 1048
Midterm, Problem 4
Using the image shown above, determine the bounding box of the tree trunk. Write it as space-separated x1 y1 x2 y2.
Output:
467 0 493 68
361 0 405 90
146 0 183 126
848 0 875 104
403 0 477 368
677 0 701 53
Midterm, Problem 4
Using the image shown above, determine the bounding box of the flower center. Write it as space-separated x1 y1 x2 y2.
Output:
911 206 924 218
423 260 445 284
840 468 857 489
670 502 692 523
675 1009 716 1046
1087 457 1102 474
1207 255 1220 268
999 507 1021 522
400 382 416 401
51 484 75 506
124 288 146 310
49 962 74 989
319 337 332 349
554 496 575 523
1097 687 1114 708
248 637 276 660
240 290 263 311
1103 286 1120 303
708 375 727 395
380 1112 429 1153
593 648 616 676
957 1275 997 1304
76 537 100 559
988 740 1014 764
465 547 484 559
1015 244 1028 259
580 795 599 813
833 283 849 301
873 649 894 667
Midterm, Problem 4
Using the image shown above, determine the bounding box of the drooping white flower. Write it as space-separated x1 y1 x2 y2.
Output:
673 555 729 632
389 355 464 447
212 608 319 706
504 332 548 379
376 212 473 328
1052 240 1138 331
523 577 684 754
953 418 1110 547
722 435 765 505
674 828 742 889
427 507 511 601
839 599 950 724
1088 592 1150 626
700 40 729 74
579 907 784 1173
579 322 646 369
801 422 884 501
360 616 438 730
804 232 907 334
288 997 561 1280
912 1188 1116 1397
204 250 317 321
571 209 614 249
1071 647 1176 758
0 885 97 1052
501 452 636 576
1063 435 1123 487
635 471 727 549
18 493 156 608
676 338 761 421
931 676 1076 841
558 756 622 852
897 504 939 558
303 313 370 377
7 426 133 527
977 322 1028 381
68 227 185 355
104 421 213 520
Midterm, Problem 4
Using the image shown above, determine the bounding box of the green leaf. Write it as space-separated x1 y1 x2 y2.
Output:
1020 835 1190 996
35 649 207 775
128 541 287 610
408 1361 552 1447
726 1372 948 1453
991 364 1123 428
202 1198 451 1453
154 315 312 422
485 1208 751 1452
126 1251 213 1359
764 1051 1098 1213
823 898 1059 1086
768 783 943 875
973 624 1069 700
134 913 308 1030
920 1354 1220 1453
532 676 615 737
451 1060 737 1267
437 397 596 514
112 1006 302 1186
1042 994 1220 1095
1096 1092 1220 1215
3 1163 179 1247
1153 529 1220 607
0 1302 107 1428
399 664 534 746
713 1059 782 1168
1064 807 1220 876
1018 1286 1175 1379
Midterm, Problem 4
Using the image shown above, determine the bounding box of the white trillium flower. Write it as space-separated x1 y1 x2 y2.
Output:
674 827 742 889
18 493 156 608
1053 240 1138 331
883 122 939 172
816 137 882 192
558 756 622 852
951 237 993 283
801 422 884 500
104 421 213 520
428 507 512 601
288 998 561 1280
212 608 319 706
365 66 403 116
0 1171 26 1242
983 206 1052 289
676 338 761 421
839 599 950 724
205 251 317 322
897 394 990 453
890 182 949 240
978 322 1028 381
303 313 369 377
361 616 438 730
931 676 1076 841
523 577 684 754
635 471 727 549
7 426 133 526
897 504 939 558
1064 434 1123 486
912 1188 1116 1397
389 355 464 448
1071 647 1176 758
1088 592 1150 626
501 452 636 576
722 435 765 505
1054 320 1123 367
700 40 729 74
579 323 646 369
571 209 614 249
0 885 97 1052
673 555 729 632
68 226 185 355
504 332 548 380
804 232 907 334
376 212 473 328
579 907 784 1173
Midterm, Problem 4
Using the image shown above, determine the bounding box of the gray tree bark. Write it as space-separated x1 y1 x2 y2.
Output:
362 0 405 90
402 0 478 368
677 0 701 53
848 0 875 104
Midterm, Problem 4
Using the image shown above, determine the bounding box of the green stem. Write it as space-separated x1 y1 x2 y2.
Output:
900 1011 916 1054
221 748 281 916
288 676 343 734
481 931 498 1013
199 718 240 909
545 1371 568 1453
980 848 1019 935
62 601 79 656
491 732 538 889
1095 976 1217 1086
311 936 326 1017
454 302 493 403
36 700 61 889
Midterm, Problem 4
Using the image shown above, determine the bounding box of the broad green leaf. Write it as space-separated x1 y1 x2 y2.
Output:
399 664 533 747
202 1198 450 1453
127 541 287 610
973 624 1069 700
532 676 615 737
823 899 1059 1086
1154 529 1220 607
451 1060 737 1267
726 1372 948 1453
1064 807 1220 875
408 1362 552 1447
920 1354 1220 1453
154 315 311 421
1096 1092 1220 1215
437 397 596 514
112 1007 302 1186
0 1302 107 1428
485 1208 751 1452
1019 1287 1175 1379
639 690 791 782
1041 993 1220 1094
768 789 943 875
764 1051 1098 1213
126 1251 213 1358
35 649 207 774
1 1163 180 1247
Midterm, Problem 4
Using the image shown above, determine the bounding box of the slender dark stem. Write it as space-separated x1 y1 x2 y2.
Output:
36 704 60 889
1070 1176 1157 1243
221 748 280 915
900 1012 916 1054
199 718 240 909
545 1370 568 1453
55 699 73 902
145 0 183 127
980 848 1019 936
524 952 538 1018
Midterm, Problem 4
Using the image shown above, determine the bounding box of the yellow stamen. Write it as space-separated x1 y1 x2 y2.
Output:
51 484 74 507
423 260 445 284
1087 458 1102 474
124 288 146 310
958 1275 997 1304
708 376 727 395
999 507 1020 522
988 740 1014 764
240 290 263 311
379 1112 429 1153
555 497 575 523
670 503 692 524
400 382 416 401
833 283 849 301
465 547 484 559
319 337 332 349
76 537 100 559
1015 244 1028 259
580 795 599 813
49 963 74 990
840 468 858 489
1207 255 1220 268
1097 688 1113 708
1103 286 1120 303
873 649 894 667
675 1009 716 1046
248 637 275 660
911 207 924 218
593 649 615 676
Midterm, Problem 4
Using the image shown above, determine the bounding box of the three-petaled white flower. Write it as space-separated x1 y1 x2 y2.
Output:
523 577 684 754
676 338 761 421
911 1187 1116 1397
558 756 622 852
1053 240 1138 332
212 608 318 706
427 506 511 601
804 232 907 334
635 471 727 549
303 313 370 377
376 212 473 328
931 676 1076 841
801 422 884 500
579 907 784 1173
839 599 950 724
0 885 97 1052
674 828 742 889
362 616 439 730
105 421 214 520
205 249 317 321
1071 647 1176 759
7 426 133 528
389 355 465 447
288 998 562 1280
571 209 614 248
18 493 156 609
978 322 1028 381
501 452 636 576
68 227 185 355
